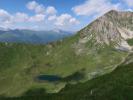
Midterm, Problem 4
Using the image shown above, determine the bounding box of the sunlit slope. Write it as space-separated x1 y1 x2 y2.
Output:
1 54 133 100
0 10 133 96
0 34 127 96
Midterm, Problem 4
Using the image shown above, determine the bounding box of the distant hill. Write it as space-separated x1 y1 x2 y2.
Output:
0 29 73 44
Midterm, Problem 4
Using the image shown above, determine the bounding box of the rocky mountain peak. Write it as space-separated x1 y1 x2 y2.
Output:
75 10 133 55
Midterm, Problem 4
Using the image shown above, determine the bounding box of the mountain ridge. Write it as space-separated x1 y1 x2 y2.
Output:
0 10 132 97
0 29 73 44
76 10 133 54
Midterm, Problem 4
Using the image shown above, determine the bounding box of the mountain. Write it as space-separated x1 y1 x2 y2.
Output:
0 29 73 44
2 55 133 100
0 10 133 98
76 10 133 52
0 27 9 31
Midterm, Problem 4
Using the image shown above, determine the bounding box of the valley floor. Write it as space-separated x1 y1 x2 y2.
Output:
1 60 133 100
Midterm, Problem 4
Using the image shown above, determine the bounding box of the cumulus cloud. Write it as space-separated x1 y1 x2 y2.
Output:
0 9 45 29
29 14 45 22
0 9 13 28
26 1 38 10
26 1 45 14
46 6 57 15
26 1 57 15
126 9 133 12
48 13 79 28
55 14 79 26
123 0 133 7
72 0 120 17
48 15 57 21
14 12 29 22
0 9 12 22
0 1 79 30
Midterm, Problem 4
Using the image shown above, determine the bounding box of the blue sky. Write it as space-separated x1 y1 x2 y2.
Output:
0 0 132 31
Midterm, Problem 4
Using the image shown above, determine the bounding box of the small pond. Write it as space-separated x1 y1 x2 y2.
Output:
37 75 62 82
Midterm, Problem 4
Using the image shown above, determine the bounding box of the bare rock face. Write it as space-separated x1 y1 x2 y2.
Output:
75 10 133 54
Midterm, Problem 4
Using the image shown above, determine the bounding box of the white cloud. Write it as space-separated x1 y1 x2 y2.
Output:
54 14 79 26
126 9 133 12
72 0 120 17
48 14 79 28
0 9 12 22
35 5 45 14
0 1 79 31
48 15 57 21
69 18 79 24
27 1 57 15
123 0 133 7
26 1 38 10
46 6 57 15
26 1 79 29
0 9 13 28
26 1 45 14
0 9 45 29
29 14 45 22
14 12 29 22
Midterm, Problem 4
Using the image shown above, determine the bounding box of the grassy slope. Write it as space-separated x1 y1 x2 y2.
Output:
0 32 127 96
0 10 132 98
59 63 133 100
1 58 133 100
127 38 133 46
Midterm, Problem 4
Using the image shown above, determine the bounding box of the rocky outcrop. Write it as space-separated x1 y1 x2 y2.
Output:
75 10 133 54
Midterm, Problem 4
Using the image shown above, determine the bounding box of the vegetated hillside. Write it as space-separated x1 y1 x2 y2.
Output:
0 29 72 44
0 10 132 96
1 54 133 100
127 38 133 46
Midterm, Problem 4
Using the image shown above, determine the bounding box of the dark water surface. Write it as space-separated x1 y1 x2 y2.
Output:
37 75 62 82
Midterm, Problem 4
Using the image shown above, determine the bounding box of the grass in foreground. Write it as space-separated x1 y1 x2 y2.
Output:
0 32 127 96
0 60 133 100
